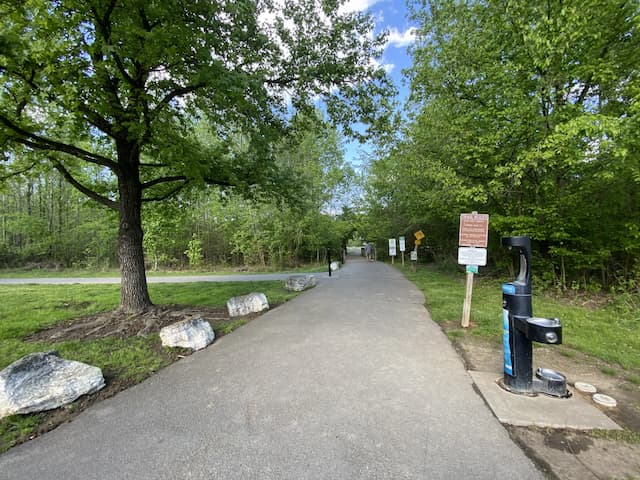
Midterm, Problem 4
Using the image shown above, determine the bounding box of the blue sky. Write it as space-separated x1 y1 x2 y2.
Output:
340 0 418 167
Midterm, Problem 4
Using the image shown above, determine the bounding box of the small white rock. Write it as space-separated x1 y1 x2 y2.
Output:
160 317 215 351
284 275 316 292
227 293 269 317
0 352 105 418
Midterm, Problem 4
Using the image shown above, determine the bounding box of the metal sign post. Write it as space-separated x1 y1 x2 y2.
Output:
388 238 397 265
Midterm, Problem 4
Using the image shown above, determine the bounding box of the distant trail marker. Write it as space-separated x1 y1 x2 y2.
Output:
412 231 423 272
389 238 397 264
459 212 489 328
399 236 406 266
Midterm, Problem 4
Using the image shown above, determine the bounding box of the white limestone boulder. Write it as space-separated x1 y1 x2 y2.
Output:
0 351 105 418
284 274 317 292
227 292 269 317
160 317 215 351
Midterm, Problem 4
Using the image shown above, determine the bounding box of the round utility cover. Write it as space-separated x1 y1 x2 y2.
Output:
592 393 617 407
574 382 597 393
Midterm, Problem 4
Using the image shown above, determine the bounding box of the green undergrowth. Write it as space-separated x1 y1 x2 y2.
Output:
0 280 299 452
401 265 640 371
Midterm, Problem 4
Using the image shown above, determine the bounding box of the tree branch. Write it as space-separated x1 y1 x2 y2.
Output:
0 113 120 171
139 162 170 168
142 182 189 202
0 162 38 181
141 175 187 190
78 104 118 139
152 83 206 116
52 160 119 211
89 1 135 87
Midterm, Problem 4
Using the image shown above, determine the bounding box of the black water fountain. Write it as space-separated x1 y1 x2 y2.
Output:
500 236 570 398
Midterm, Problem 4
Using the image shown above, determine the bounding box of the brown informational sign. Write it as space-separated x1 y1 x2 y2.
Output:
459 213 489 248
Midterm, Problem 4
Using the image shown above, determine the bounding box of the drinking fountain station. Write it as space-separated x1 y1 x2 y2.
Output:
500 236 570 397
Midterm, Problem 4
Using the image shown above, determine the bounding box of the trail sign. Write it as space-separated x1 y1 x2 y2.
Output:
458 212 489 329
399 236 406 252
458 247 487 266
459 213 489 248
414 230 425 240
388 238 397 256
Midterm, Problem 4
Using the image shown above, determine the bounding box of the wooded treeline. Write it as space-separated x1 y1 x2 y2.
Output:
361 0 640 290
3 0 639 295
1 117 355 270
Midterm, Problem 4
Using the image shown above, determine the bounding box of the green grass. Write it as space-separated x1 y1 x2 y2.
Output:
0 281 298 370
625 374 640 385
0 264 328 278
401 265 640 371
590 429 640 445
0 280 300 452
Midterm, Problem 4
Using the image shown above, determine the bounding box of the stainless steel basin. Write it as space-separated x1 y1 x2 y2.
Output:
526 317 560 327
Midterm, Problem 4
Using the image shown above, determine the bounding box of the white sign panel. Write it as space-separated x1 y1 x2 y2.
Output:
389 238 397 256
457 247 487 266
410 251 418 261
399 236 406 252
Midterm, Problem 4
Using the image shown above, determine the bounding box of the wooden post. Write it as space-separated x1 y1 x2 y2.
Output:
461 271 474 328
401 252 405 267
391 255 394 265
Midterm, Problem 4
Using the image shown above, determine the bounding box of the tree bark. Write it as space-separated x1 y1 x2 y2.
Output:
117 154 152 313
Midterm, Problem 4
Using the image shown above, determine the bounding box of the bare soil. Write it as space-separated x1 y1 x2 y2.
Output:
28 304 233 341
441 321 640 480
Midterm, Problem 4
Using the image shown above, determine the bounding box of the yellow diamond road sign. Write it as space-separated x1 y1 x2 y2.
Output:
414 230 425 240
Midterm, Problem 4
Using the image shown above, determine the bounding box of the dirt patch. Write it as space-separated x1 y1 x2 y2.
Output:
27 304 237 342
441 321 640 479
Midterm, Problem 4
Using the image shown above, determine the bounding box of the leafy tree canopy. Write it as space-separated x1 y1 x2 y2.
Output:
0 0 394 311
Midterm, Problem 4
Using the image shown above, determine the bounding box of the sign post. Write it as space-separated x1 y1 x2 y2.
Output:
388 238 397 264
410 249 418 272
412 230 423 273
399 236 406 267
458 213 489 328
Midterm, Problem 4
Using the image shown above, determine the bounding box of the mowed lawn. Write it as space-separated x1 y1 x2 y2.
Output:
402 265 640 371
0 281 299 452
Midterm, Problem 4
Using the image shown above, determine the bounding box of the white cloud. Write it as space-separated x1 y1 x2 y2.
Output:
385 27 417 48
338 0 383 14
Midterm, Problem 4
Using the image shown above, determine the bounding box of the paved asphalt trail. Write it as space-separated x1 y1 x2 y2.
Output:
0 254 543 479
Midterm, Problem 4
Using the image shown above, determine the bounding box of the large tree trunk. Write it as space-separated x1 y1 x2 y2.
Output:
117 159 152 313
